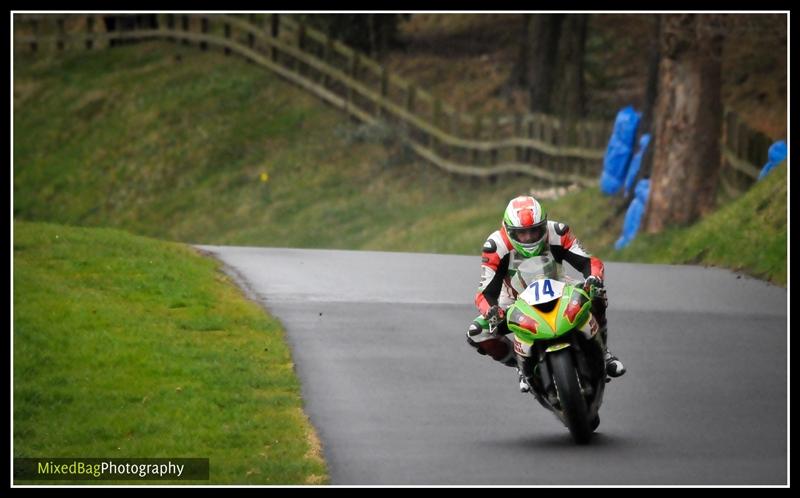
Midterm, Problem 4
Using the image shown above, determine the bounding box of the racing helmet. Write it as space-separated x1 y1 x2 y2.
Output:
502 196 548 258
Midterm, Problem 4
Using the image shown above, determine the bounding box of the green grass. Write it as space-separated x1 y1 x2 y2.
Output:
610 163 787 286
13 41 786 286
12 42 529 254
13 220 328 484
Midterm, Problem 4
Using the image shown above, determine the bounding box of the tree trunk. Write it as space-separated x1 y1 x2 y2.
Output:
554 14 588 119
528 14 564 113
644 14 724 233
506 15 533 89
628 16 661 192
639 16 662 138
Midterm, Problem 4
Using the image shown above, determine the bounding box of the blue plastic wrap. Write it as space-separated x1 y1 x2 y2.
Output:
623 133 651 197
615 178 650 250
600 106 641 195
757 140 788 180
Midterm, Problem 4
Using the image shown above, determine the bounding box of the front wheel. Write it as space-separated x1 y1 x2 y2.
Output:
549 349 592 444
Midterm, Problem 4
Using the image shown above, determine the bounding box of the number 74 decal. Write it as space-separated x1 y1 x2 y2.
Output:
521 278 565 305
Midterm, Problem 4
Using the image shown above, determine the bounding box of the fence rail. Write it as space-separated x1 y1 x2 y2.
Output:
719 109 775 197
13 13 773 193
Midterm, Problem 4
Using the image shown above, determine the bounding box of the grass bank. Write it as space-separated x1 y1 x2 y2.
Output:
13 42 529 254
13 220 328 484
610 163 787 286
13 41 786 286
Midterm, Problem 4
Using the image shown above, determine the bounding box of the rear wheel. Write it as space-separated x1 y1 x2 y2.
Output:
550 349 592 444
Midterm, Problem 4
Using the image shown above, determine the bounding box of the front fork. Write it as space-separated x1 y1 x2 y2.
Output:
517 331 604 405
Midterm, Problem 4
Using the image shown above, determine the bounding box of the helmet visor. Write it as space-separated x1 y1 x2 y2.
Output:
508 223 546 244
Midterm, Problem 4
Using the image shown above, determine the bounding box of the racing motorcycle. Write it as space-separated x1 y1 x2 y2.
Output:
491 255 608 444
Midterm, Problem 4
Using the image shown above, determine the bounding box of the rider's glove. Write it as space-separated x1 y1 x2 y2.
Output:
584 275 604 295
483 305 505 327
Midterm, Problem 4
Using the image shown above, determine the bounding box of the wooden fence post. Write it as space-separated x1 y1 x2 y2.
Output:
181 15 189 46
56 17 65 51
30 18 38 53
200 17 208 51
405 85 416 114
297 22 306 51
270 14 280 62
323 32 334 63
293 23 307 75
166 14 175 43
346 52 360 109
247 15 255 49
224 22 231 55
322 34 334 87
85 16 94 50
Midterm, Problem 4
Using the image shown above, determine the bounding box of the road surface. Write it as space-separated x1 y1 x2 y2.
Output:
197 246 788 485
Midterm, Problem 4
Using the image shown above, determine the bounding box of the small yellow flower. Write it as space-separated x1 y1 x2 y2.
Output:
260 172 269 183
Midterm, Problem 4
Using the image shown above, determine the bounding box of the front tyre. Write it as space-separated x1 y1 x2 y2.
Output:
550 349 592 444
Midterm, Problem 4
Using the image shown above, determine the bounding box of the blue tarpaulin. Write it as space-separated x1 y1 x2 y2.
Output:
623 133 651 197
758 140 788 180
600 106 641 195
615 178 650 250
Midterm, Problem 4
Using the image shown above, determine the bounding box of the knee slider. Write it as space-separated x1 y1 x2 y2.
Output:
467 321 484 338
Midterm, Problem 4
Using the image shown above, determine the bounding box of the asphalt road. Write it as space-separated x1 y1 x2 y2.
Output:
197 246 787 485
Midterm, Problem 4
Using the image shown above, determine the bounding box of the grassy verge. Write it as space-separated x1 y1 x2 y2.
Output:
13 41 786 287
610 163 787 286
13 220 328 484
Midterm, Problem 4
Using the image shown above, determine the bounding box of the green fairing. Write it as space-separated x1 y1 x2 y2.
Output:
508 285 592 346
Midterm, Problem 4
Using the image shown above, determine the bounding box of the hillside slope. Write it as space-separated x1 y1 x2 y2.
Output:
612 163 787 285
14 40 786 285
14 42 536 254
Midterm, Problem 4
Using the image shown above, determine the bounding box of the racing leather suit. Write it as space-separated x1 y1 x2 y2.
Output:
466 220 607 366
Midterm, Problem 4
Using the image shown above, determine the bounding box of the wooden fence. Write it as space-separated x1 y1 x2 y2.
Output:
720 110 776 198
13 13 774 194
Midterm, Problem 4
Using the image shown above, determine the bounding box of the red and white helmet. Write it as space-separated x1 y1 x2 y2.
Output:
502 196 548 258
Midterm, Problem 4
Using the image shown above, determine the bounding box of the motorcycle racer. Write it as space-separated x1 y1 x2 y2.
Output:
467 195 626 391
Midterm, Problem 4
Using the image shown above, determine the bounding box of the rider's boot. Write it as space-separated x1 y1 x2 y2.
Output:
598 322 625 378
517 367 531 393
592 295 625 378
604 349 626 377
